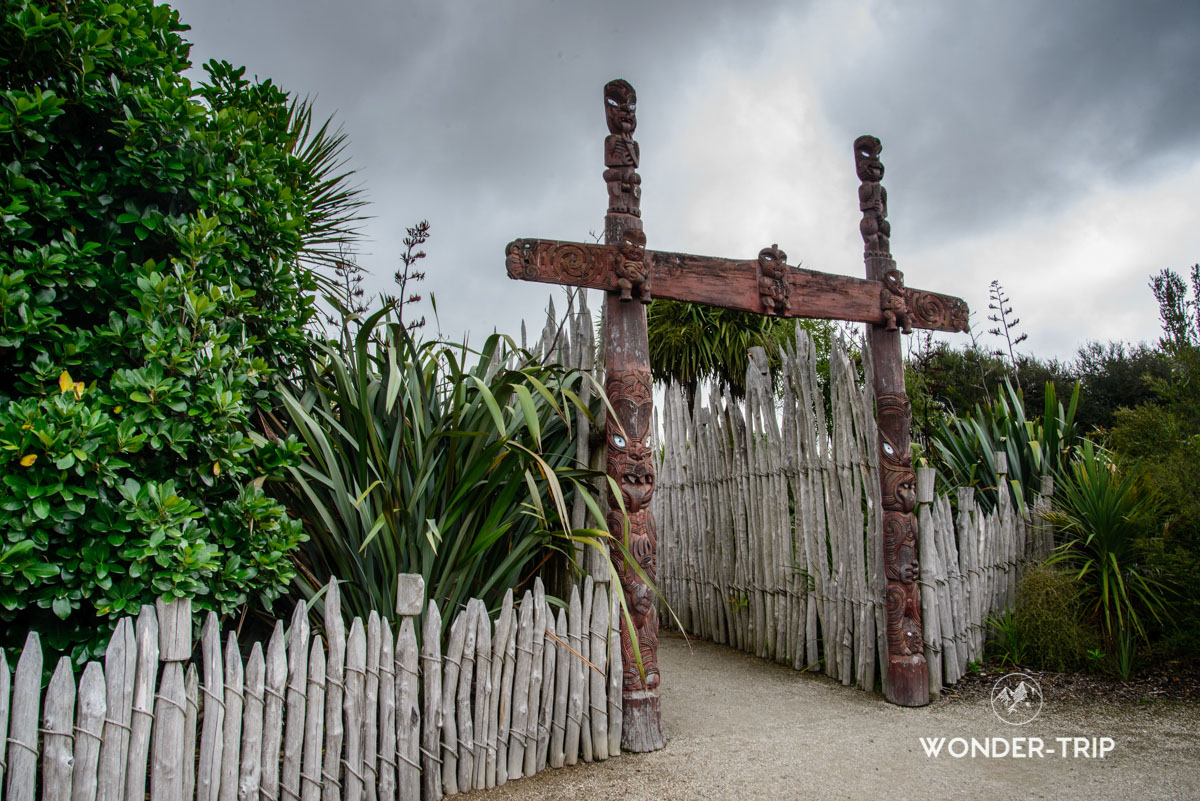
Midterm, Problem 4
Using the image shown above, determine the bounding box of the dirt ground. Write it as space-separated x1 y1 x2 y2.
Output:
475 633 1200 801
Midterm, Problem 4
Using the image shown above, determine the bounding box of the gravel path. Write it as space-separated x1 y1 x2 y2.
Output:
478 633 1200 801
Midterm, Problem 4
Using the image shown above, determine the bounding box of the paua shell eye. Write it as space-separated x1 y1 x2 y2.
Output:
882 442 895 455
613 434 627 448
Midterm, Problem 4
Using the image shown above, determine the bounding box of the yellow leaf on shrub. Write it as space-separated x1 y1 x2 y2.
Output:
213 461 221 476
58 371 74 394
20 454 37 467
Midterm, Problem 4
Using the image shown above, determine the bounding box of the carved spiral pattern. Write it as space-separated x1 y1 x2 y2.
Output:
554 243 592 283
908 290 970 334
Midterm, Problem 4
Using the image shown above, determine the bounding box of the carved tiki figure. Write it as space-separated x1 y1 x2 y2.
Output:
881 269 913 334
854 135 890 254
876 392 923 658
605 369 660 691
756 243 791 315
604 79 641 216
616 227 651 303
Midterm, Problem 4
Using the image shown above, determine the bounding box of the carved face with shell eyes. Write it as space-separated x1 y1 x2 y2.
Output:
604 79 637 135
757 243 787 277
853 134 885 183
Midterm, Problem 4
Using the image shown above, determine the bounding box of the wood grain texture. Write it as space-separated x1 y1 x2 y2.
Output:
506 238 968 332
72 662 106 801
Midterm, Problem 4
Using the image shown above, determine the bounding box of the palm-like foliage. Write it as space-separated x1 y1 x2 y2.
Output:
932 380 1079 513
273 306 611 625
284 98 369 296
647 300 830 402
1044 440 1169 643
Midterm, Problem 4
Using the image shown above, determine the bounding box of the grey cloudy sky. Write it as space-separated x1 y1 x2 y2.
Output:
172 0 1200 359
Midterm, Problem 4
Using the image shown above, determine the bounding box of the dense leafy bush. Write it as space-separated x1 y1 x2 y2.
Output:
275 306 612 625
1008 563 1098 673
0 1 355 659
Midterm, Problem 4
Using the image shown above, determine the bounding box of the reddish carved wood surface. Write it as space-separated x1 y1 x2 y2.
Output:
601 79 664 751
506 239 968 333
858 136 930 707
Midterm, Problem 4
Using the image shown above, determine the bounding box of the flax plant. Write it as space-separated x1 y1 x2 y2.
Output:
273 305 614 626
932 380 1079 514
1044 440 1170 646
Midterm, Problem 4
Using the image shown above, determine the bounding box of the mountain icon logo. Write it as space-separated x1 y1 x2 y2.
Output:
990 672 1044 725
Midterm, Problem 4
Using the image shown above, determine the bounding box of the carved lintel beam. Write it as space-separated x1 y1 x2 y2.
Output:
506 238 969 333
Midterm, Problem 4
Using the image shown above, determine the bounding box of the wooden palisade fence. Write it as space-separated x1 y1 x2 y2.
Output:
653 329 1054 698
0 573 626 801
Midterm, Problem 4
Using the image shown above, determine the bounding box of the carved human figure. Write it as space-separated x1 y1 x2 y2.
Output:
604 79 641 216
854 135 890 254
881 269 913 334
876 392 924 659
756 243 790 315
616 227 651 303
605 369 659 692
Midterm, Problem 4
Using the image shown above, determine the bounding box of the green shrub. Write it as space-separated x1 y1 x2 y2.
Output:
1011 562 1098 672
0 1 356 660
275 305 612 626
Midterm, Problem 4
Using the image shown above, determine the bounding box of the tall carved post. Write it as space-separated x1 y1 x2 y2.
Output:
601 79 664 751
855 134 930 707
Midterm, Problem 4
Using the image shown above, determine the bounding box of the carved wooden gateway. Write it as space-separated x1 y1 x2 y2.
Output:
504 79 969 750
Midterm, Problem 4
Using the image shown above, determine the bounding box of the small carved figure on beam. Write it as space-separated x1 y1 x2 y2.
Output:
616 227 651 303
604 79 641 217
855 134 890 256
881 268 913 334
756 243 791 315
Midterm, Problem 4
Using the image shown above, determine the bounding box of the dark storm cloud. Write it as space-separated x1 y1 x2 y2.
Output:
819 0 1200 250
172 0 795 340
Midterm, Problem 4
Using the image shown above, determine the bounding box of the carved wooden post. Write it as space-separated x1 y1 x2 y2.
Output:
600 79 664 752
855 134 930 706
